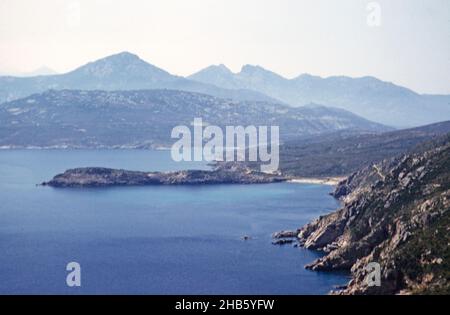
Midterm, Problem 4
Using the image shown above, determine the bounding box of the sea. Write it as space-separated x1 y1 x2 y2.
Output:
0 149 349 294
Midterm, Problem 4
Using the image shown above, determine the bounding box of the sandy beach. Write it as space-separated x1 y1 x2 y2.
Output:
287 177 345 186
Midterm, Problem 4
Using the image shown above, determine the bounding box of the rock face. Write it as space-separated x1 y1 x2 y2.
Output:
274 135 450 294
42 164 286 188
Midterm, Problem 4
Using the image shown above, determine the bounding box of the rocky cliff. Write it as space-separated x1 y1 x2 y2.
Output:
274 135 450 294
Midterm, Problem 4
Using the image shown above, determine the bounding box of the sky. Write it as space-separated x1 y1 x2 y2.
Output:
0 0 449 94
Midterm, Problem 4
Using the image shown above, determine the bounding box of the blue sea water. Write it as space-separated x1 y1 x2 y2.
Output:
0 150 349 294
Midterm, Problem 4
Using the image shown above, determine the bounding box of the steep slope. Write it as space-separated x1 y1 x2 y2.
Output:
0 52 279 104
277 121 450 177
0 89 388 149
189 65 450 127
281 135 450 294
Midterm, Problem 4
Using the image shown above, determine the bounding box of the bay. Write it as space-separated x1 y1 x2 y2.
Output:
0 150 348 294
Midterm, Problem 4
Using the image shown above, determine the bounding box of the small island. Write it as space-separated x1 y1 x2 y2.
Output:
41 163 287 188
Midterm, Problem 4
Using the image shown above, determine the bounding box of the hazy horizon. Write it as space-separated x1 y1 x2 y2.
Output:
1 0 449 94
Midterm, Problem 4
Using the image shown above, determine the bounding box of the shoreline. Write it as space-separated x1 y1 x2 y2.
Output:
42 166 287 188
287 177 345 186
0 146 172 150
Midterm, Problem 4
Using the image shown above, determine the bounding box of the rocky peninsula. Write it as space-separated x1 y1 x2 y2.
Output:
42 163 287 188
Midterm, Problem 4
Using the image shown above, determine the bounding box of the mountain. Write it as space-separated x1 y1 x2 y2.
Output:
18 66 58 77
288 134 450 294
189 65 450 127
4 52 447 128
0 66 57 77
0 52 280 104
276 121 450 177
0 89 388 149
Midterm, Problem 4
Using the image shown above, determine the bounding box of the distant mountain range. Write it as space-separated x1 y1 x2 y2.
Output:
17 66 58 77
0 66 57 77
189 64 450 127
0 52 279 105
0 89 388 149
1 51 448 128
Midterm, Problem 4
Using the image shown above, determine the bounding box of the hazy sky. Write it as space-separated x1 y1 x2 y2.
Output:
0 0 449 94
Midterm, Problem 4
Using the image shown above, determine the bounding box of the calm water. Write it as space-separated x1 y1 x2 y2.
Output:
0 150 348 294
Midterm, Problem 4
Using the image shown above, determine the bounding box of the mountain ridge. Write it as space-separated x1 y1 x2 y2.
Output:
274 120 450 178
189 64 450 127
0 52 281 105
3 51 449 127
0 89 388 149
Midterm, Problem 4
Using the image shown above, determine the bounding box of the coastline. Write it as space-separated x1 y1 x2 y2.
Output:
42 166 287 187
287 177 345 186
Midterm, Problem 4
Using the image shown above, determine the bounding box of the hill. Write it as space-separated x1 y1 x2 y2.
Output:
289 135 450 294
0 89 388 149
276 121 450 177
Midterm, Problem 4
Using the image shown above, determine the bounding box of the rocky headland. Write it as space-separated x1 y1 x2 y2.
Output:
42 163 286 188
41 135 450 294
273 135 450 294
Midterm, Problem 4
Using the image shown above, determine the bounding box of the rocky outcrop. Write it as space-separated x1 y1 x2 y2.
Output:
274 135 450 294
271 230 298 245
42 163 286 188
